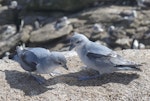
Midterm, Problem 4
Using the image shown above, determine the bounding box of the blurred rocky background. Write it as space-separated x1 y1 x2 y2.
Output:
0 0 150 58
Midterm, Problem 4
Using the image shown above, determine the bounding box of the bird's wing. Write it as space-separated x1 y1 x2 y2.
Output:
86 42 135 66
20 50 38 72
86 42 113 56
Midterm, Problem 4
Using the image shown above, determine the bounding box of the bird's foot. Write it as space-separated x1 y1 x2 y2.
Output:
49 72 62 77
78 74 101 81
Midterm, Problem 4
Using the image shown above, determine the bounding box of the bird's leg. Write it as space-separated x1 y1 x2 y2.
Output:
29 73 45 84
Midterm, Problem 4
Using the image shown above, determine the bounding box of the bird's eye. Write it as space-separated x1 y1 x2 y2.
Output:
59 62 62 65
76 41 81 44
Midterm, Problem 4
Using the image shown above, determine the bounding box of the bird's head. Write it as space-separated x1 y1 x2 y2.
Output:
69 32 89 51
51 52 68 70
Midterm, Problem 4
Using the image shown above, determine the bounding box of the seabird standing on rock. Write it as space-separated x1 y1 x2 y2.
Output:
122 10 137 21
69 32 141 80
137 0 145 7
132 39 139 49
92 23 104 33
9 1 24 33
132 39 146 49
108 25 118 39
2 52 10 63
90 23 104 38
120 10 137 21
54 16 70 30
13 46 68 84
108 25 115 34
34 18 41 30
3 25 16 35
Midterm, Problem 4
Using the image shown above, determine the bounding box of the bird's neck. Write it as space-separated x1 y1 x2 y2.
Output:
76 42 88 57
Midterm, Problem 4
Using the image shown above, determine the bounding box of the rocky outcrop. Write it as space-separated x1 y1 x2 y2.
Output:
0 50 150 100
0 0 150 57
0 33 20 57
29 23 73 43
72 6 150 49
2 0 138 12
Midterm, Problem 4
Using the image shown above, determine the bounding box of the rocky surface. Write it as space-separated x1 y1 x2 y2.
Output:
0 49 150 100
29 22 73 43
0 0 150 57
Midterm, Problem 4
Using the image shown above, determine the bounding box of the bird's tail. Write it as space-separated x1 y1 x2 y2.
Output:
115 64 142 71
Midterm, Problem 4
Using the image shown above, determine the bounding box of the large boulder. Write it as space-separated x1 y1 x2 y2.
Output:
29 22 73 43
0 33 20 57
3 0 137 12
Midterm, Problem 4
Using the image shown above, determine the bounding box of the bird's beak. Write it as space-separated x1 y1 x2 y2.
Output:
63 64 68 70
69 44 75 51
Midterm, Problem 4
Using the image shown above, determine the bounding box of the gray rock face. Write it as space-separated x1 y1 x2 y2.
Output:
0 25 16 41
2 0 99 12
3 0 138 12
0 34 20 57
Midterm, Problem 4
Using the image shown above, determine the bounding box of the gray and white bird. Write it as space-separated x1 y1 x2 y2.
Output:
119 10 137 22
132 39 139 49
137 0 145 6
14 46 68 84
92 23 104 33
69 32 141 80
54 16 70 30
9 1 18 9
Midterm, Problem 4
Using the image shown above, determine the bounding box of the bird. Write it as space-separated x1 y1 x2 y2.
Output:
119 10 137 22
2 52 10 63
9 1 24 33
132 39 139 49
13 45 68 84
108 25 116 36
92 23 104 33
54 16 70 30
9 1 18 9
136 0 145 7
34 18 41 30
69 32 141 80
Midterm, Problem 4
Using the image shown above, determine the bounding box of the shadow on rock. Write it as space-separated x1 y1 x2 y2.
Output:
4 70 52 96
46 70 140 86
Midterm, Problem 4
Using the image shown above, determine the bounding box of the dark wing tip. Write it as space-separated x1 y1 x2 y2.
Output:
115 64 142 71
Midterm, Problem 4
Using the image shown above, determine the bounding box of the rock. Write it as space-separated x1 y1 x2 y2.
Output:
0 49 150 100
126 29 136 36
115 38 132 48
137 0 150 9
29 22 73 43
20 25 33 43
0 34 20 57
2 0 99 12
0 25 16 41
0 6 13 24
2 0 138 12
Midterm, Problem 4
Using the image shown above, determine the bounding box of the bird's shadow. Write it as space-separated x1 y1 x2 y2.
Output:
4 69 139 96
46 70 140 87
4 70 52 96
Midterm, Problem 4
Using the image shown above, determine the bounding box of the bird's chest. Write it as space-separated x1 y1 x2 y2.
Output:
77 48 94 67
